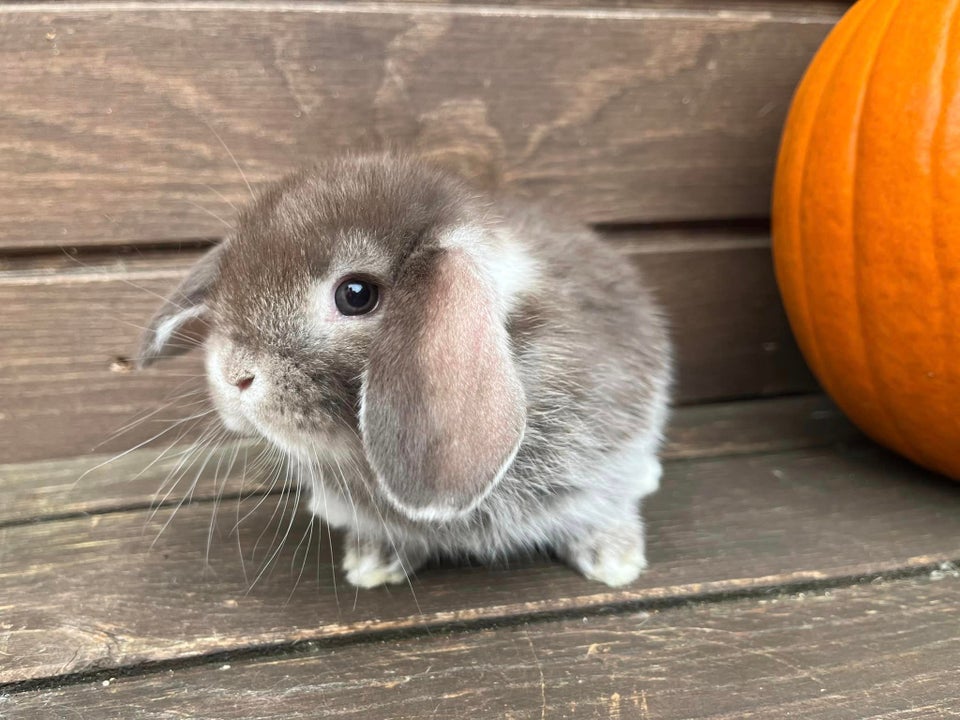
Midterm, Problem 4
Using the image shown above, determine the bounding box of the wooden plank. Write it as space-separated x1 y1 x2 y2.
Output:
0 3 843 249
625 231 817 404
21 1 854 8
0 395 855 526
0 232 817 463
5 572 957 718
664 394 855 460
350 0 857 8
0 258 210 464
1 441 959 684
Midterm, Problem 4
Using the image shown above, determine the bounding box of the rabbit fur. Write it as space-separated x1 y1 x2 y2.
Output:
139 153 672 588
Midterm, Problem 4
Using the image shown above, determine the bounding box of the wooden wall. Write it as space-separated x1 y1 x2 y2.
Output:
0 1 850 462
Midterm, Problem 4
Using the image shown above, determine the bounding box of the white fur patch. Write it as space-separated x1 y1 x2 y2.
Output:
151 305 205 356
570 541 648 588
203 339 258 436
441 225 541 318
306 477 362 530
342 545 407 588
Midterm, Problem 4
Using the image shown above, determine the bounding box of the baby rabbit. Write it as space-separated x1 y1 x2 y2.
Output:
139 153 671 588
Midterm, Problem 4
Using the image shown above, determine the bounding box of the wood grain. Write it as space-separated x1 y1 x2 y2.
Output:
626 231 817 403
0 230 817 464
663 394 856 460
18 1 854 8
1 441 959 685
6 572 958 718
0 395 856 526
0 3 843 249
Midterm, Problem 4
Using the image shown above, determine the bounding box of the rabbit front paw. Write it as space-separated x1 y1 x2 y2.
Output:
559 519 648 588
341 536 424 589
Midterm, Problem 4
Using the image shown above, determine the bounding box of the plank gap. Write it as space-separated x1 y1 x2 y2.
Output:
594 216 769 236
0 238 218 265
0 218 771 267
674 388 820 409
0 492 258 532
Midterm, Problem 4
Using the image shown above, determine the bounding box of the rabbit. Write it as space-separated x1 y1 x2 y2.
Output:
138 153 672 589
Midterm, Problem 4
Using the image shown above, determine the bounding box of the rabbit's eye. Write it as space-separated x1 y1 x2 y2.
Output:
335 278 380 316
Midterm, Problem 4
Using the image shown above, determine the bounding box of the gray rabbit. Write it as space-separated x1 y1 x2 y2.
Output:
139 153 672 588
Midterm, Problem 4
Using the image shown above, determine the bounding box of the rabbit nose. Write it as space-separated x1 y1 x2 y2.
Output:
231 373 255 391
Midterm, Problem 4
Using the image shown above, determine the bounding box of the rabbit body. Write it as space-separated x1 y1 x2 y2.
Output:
140 154 672 588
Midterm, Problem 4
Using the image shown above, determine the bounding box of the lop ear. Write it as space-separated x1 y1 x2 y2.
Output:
360 248 526 522
137 244 223 368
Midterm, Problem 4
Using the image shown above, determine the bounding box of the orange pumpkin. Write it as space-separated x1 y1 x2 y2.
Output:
773 0 960 479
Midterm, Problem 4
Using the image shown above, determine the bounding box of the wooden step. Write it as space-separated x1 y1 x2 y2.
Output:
6 572 957 719
1 394 853 526
2 396 959 694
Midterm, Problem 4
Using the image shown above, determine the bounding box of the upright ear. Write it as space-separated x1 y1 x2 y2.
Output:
360 248 527 522
137 243 223 368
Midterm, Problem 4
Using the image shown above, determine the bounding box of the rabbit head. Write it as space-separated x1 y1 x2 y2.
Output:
139 155 532 522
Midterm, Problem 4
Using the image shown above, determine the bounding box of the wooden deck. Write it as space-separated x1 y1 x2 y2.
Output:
2 395 960 718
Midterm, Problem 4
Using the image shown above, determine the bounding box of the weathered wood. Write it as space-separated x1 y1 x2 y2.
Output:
24 0 854 8
0 395 855 526
0 231 817 464
663 394 855 460
1 441 959 684
6 572 958 718
0 258 210 465
351 0 857 7
625 231 817 403
0 3 843 249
